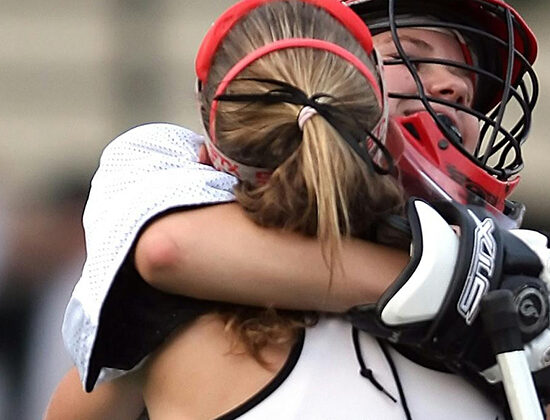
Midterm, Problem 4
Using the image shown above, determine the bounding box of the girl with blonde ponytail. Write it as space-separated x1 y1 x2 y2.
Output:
194 0 404 363
46 0 518 418
48 2 416 419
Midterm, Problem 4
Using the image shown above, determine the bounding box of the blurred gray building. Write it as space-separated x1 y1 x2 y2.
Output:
0 1 548 418
1 0 549 225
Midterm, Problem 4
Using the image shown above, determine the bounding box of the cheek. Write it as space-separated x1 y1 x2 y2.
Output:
388 97 399 116
384 66 416 94
383 66 417 115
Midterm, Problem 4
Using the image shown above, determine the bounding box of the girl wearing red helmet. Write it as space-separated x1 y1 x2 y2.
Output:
46 1 547 419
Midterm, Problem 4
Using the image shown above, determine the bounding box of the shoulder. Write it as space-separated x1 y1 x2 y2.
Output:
102 122 204 160
91 122 209 186
113 122 201 144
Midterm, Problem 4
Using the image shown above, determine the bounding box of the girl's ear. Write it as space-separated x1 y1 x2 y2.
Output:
195 78 205 109
198 144 213 166
194 78 203 96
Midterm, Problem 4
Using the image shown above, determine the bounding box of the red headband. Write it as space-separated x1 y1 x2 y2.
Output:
195 0 375 84
208 37 382 144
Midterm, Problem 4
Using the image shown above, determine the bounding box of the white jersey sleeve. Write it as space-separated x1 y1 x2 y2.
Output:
62 123 237 389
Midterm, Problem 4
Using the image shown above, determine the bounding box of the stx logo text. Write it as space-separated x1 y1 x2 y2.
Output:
457 213 496 324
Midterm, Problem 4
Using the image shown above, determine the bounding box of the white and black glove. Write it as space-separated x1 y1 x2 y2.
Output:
347 198 549 391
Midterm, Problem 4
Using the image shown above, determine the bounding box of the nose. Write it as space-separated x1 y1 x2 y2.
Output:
423 66 471 106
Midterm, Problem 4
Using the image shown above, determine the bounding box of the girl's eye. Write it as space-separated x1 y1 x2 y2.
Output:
409 59 421 70
383 54 403 64
384 54 421 70
401 52 423 69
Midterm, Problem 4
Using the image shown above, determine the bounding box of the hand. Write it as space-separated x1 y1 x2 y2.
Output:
348 198 549 368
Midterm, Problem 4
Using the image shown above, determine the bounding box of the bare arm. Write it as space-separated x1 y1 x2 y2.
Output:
135 202 409 313
43 367 144 420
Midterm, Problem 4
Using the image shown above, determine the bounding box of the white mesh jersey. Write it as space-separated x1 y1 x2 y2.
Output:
62 123 238 388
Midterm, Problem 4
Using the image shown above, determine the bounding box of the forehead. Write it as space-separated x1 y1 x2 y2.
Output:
373 28 466 61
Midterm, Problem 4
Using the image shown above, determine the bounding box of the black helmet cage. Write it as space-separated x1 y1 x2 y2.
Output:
348 0 538 180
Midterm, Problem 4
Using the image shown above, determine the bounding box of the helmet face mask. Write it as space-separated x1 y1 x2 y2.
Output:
344 0 538 224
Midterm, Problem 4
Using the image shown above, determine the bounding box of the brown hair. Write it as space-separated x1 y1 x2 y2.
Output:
199 0 404 363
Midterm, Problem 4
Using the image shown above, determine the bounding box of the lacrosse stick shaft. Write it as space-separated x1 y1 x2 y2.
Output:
497 351 543 420
482 290 543 420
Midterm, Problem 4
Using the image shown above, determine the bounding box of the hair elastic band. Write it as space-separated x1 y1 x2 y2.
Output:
297 106 318 130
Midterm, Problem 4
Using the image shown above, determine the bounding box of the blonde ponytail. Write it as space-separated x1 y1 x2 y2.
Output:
199 0 404 358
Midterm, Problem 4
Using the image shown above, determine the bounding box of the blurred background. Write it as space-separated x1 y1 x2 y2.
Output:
0 0 548 418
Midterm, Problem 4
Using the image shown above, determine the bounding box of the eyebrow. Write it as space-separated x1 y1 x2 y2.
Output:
377 34 434 52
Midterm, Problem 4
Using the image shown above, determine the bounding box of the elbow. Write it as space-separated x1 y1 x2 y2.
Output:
134 224 184 290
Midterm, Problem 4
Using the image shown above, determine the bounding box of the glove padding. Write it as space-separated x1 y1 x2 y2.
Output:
347 198 549 379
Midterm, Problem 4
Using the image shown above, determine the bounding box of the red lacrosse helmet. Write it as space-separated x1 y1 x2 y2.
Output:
344 0 539 226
